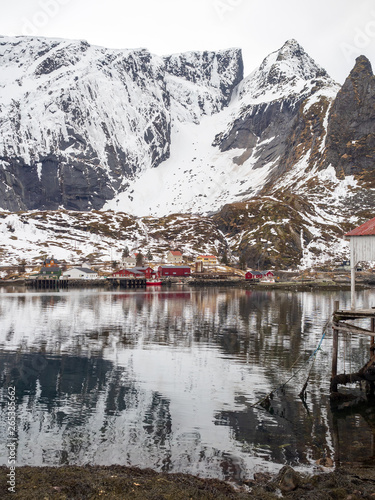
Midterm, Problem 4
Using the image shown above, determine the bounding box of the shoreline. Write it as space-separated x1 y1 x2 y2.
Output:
1 464 375 499
0 278 372 292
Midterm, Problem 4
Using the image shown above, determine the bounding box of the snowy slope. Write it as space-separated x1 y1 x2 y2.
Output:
0 210 228 269
0 38 169 172
104 111 273 216
105 40 341 216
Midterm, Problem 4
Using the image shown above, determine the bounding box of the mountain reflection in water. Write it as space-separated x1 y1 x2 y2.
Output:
0 286 375 482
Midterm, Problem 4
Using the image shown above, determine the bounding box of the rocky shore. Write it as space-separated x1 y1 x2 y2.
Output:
1 464 375 499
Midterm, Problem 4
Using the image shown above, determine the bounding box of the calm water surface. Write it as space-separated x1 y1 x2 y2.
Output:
1 285 375 482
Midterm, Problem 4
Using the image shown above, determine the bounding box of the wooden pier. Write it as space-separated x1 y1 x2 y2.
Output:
331 301 375 394
107 277 146 288
26 278 69 289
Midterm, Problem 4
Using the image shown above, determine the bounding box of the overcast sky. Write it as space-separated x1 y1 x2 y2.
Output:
2 0 375 83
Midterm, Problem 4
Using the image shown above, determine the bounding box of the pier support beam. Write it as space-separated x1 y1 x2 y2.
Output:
350 262 356 311
331 301 340 393
371 309 375 354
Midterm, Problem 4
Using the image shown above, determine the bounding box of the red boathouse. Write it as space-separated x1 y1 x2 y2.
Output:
158 266 191 277
112 267 157 279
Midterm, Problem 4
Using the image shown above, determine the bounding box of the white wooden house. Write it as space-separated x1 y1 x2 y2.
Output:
345 217 375 309
167 250 183 264
122 253 137 268
61 267 99 280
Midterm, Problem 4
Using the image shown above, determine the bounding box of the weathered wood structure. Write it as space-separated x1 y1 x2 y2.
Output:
345 217 375 309
27 278 68 289
107 277 146 288
331 218 375 396
331 300 375 394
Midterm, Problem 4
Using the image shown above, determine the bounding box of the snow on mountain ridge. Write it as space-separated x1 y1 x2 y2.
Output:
0 37 169 173
238 39 336 105
109 40 342 218
164 49 243 124
0 209 228 269
0 36 242 211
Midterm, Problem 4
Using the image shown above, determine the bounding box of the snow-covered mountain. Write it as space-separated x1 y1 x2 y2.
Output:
104 39 341 215
0 36 242 211
0 37 374 269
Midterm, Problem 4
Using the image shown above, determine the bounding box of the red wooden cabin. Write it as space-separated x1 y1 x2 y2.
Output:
112 267 156 279
158 266 191 277
245 271 263 280
245 270 275 281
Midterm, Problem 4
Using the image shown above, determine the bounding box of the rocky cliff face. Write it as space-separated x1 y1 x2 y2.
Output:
0 37 242 211
106 39 345 217
213 40 339 185
164 49 243 124
322 55 375 186
209 47 375 269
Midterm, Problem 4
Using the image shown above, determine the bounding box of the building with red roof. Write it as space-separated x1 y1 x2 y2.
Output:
345 216 375 309
158 266 191 277
167 250 183 264
112 267 157 279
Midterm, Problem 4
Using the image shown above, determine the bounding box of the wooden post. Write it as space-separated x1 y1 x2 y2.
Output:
331 300 340 393
351 263 356 310
368 309 375 397
370 307 375 355
371 308 375 354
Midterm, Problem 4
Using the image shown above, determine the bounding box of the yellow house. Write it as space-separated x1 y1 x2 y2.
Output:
196 255 218 267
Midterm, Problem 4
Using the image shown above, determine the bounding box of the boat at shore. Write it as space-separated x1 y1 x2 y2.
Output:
146 278 162 286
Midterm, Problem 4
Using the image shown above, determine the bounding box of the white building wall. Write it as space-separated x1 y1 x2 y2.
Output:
122 256 137 267
61 268 98 280
350 236 375 263
167 252 183 264
349 235 375 309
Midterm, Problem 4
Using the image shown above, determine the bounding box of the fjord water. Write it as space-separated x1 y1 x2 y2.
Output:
0 286 375 482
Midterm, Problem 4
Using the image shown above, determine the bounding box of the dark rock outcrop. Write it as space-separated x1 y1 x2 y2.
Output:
323 55 375 185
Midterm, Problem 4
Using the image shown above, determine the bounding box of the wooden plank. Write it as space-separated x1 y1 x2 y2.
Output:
334 310 375 321
332 321 375 337
336 309 375 315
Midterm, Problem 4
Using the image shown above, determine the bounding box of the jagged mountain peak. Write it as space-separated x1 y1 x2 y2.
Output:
350 54 374 78
339 54 375 108
322 53 375 185
238 39 335 104
276 38 313 62
345 55 375 99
